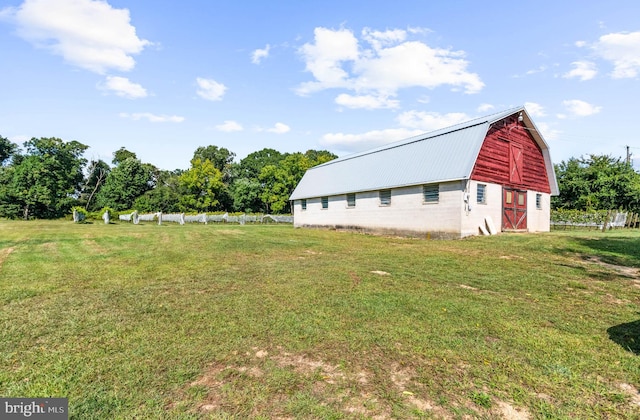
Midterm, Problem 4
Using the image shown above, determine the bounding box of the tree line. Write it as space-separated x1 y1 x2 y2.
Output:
0 135 336 219
2 134 638 220
552 154 640 212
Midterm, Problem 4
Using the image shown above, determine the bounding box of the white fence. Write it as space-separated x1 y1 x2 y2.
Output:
551 211 629 230
118 211 293 225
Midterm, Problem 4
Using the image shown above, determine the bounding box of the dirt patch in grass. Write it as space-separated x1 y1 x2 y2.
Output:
604 293 630 305
188 363 226 412
174 350 459 418
274 351 346 383
82 240 107 255
39 242 58 253
619 383 640 407
585 256 639 279
0 247 14 268
216 229 246 235
493 400 531 419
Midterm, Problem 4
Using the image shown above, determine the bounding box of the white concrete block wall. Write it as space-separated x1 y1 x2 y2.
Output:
460 181 503 237
293 181 465 237
527 191 551 232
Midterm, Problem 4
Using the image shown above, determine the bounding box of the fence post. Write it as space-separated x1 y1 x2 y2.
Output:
601 210 612 232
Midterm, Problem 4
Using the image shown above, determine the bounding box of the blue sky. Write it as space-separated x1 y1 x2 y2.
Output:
1 0 640 170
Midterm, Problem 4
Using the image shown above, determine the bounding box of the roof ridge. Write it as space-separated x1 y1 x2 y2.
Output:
312 106 524 170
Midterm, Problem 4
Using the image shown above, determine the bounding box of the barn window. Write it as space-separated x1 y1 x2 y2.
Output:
536 193 542 210
423 184 439 203
301 199 307 210
321 197 328 209
477 184 487 204
347 193 356 207
379 189 391 206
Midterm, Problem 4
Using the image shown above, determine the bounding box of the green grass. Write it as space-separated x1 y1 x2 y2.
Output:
0 220 639 419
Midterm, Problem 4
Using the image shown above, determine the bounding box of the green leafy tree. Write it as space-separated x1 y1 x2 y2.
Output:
192 145 236 210
192 146 235 176
236 148 283 179
553 154 640 211
80 159 111 211
112 147 138 165
259 150 337 213
133 169 182 212
230 177 263 213
0 136 18 165
178 158 225 212
96 158 154 211
0 137 88 219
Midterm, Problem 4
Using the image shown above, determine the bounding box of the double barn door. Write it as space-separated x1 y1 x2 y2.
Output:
502 188 527 231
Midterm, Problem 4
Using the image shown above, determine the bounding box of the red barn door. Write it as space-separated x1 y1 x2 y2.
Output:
503 188 527 230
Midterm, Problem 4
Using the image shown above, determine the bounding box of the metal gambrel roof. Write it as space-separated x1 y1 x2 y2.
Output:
290 106 558 200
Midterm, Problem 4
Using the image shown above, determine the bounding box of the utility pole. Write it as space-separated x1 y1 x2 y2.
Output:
626 145 631 166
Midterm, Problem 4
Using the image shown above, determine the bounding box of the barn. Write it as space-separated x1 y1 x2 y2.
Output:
289 106 559 239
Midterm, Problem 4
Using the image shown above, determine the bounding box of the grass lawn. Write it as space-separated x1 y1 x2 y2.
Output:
0 220 639 419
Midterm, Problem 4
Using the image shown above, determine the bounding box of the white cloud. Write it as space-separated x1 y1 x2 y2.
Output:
407 26 432 36
296 27 359 95
563 61 597 81
593 31 640 78
196 77 226 101
562 99 602 117
251 44 270 64
119 112 184 123
353 41 484 94
335 93 399 109
526 65 547 75
477 103 494 113
396 110 470 131
3 0 149 74
266 122 290 134
514 65 547 78
321 128 423 152
215 120 243 132
296 26 483 101
535 122 561 140
524 102 546 117
100 76 147 99
361 27 407 51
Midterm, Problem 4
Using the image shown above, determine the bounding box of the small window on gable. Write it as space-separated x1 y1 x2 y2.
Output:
477 184 487 204
536 193 542 210
347 193 356 208
423 184 439 203
379 189 391 206
301 199 307 210
321 197 328 209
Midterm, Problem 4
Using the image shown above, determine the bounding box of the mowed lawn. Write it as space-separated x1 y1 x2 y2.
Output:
0 220 639 419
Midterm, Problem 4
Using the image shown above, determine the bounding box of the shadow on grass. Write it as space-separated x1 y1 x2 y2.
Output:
555 233 640 267
607 317 640 355
560 236 640 267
